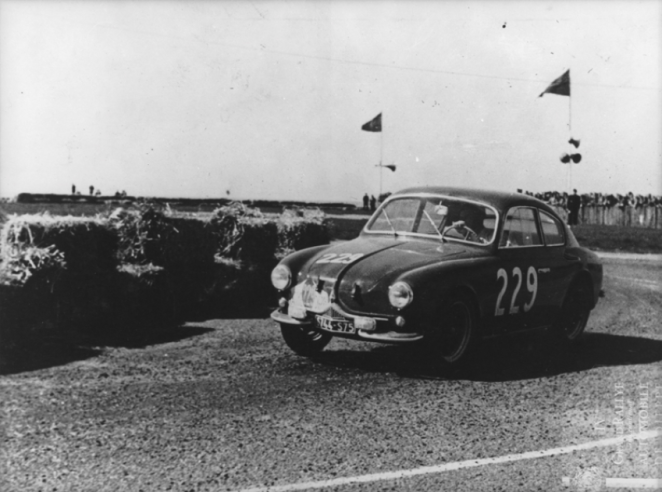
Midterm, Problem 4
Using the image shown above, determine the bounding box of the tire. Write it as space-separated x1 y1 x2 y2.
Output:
430 294 478 367
280 324 332 356
554 282 591 344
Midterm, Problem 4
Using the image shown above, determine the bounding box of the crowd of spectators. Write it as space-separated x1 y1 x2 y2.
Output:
518 189 662 228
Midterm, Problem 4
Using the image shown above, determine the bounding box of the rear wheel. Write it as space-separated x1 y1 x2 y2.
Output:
554 282 591 343
430 294 478 367
280 324 332 356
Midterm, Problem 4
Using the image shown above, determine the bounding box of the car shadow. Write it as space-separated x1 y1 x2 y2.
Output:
0 324 214 376
311 332 662 382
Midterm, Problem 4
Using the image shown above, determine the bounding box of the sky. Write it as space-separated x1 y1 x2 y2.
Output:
1 0 660 203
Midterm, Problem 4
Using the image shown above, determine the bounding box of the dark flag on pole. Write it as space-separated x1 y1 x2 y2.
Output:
361 113 382 132
539 69 570 97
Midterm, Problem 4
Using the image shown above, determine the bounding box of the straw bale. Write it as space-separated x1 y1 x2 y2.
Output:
277 207 330 254
0 244 66 286
0 214 115 277
108 206 215 269
210 203 278 265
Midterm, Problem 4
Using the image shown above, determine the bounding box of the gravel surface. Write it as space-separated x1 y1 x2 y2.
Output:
1 258 661 492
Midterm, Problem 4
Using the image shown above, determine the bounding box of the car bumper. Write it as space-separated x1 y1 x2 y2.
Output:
270 308 424 343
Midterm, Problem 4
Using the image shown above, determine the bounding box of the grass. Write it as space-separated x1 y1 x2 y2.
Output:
571 224 662 254
2 202 661 254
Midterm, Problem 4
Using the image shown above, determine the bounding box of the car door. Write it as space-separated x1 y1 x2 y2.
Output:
536 209 581 318
491 206 550 333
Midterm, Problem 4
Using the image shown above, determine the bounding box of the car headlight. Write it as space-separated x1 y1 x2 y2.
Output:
388 281 414 309
271 264 292 290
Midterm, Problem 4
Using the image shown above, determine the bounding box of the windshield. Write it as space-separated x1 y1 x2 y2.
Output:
366 196 498 245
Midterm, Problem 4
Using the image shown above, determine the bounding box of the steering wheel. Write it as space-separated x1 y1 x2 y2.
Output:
442 221 485 243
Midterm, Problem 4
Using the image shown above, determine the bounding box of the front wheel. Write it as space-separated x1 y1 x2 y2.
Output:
553 283 591 343
429 294 478 367
280 324 332 356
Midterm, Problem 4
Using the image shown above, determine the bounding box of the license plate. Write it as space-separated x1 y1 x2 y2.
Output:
315 315 356 334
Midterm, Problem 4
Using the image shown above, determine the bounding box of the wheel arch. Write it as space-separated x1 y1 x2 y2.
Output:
447 284 483 334
568 269 596 309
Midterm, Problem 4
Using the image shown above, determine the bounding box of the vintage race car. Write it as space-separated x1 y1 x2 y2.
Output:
270 187 604 366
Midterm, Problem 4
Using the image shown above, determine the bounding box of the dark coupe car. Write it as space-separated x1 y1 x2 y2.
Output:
270 187 603 366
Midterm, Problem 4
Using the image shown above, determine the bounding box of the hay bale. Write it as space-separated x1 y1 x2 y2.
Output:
0 278 58 345
0 214 115 279
107 206 215 269
210 203 279 265
110 263 178 330
277 207 330 255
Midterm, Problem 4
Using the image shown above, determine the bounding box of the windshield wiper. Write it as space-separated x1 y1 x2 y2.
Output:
382 209 398 237
423 210 446 243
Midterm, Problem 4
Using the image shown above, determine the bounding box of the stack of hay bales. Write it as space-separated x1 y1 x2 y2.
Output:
0 201 332 343
0 214 117 341
106 203 245 327
206 203 279 313
277 207 330 257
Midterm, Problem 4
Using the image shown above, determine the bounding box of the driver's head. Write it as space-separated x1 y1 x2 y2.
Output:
459 206 485 231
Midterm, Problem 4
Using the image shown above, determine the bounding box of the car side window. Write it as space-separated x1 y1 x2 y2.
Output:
499 207 542 248
539 210 565 246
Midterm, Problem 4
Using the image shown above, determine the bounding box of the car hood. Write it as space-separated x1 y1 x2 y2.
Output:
295 236 489 315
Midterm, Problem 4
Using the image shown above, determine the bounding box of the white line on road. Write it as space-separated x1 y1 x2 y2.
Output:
608 275 661 291
605 478 662 489
230 430 660 492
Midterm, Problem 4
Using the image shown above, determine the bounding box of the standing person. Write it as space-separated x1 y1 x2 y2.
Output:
369 195 376 211
567 189 581 226
624 192 635 227
71 184 76 194
362 193 369 210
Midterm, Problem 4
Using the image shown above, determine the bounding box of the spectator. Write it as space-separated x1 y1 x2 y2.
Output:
567 189 581 226
370 195 376 211
363 193 369 210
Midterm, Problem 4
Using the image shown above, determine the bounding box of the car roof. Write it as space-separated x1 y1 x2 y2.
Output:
390 186 555 214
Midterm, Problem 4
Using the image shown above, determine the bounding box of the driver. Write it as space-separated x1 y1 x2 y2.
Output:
457 206 487 243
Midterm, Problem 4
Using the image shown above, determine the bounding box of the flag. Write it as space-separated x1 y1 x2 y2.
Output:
384 164 396 172
539 70 570 97
361 113 382 132
568 138 580 148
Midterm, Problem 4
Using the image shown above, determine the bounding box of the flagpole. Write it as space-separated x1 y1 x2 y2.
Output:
568 84 572 192
379 113 384 198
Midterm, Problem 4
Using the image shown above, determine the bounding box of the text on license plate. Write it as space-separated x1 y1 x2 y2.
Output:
315 315 356 334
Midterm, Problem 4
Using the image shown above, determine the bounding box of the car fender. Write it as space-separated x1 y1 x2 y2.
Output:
397 256 500 325
277 244 330 280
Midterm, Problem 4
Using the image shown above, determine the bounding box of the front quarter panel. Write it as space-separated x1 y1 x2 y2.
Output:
396 255 502 333
276 244 330 287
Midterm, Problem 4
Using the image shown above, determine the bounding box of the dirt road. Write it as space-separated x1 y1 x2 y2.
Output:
1 258 661 491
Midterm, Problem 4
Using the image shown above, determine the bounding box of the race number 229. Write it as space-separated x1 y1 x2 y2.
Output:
316 253 364 264
495 266 538 316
